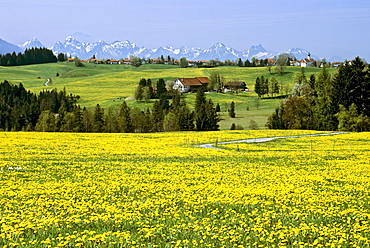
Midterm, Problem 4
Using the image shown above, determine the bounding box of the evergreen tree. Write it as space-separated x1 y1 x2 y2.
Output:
156 78 167 99
92 104 104 132
104 107 119 133
261 76 269 97
293 67 308 85
57 53 66 62
159 94 170 111
131 107 150 133
255 77 262 97
194 88 207 131
266 102 286 129
151 101 164 132
244 59 251 67
215 103 221 112
163 112 180 132
72 105 84 132
269 76 280 97
237 58 243 67
35 110 56 132
171 90 181 110
255 76 268 97
313 65 336 130
118 101 133 133
194 88 219 131
142 86 152 102
177 100 194 131
204 99 219 131
308 74 317 98
134 85 144 101
229 101 236 118
139 78 147 87
332 57 370 117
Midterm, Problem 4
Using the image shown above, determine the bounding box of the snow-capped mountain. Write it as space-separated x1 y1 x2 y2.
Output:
0 36 339 62
51 36 90 58
241 44 276 60
49 37 318 61
196 43 240 61
19 37 44 50
286 48 319 61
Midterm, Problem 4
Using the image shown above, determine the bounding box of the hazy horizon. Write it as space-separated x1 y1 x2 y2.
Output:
1 0 370 61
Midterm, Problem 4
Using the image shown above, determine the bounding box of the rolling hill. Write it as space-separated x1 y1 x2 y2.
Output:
0 62 335 130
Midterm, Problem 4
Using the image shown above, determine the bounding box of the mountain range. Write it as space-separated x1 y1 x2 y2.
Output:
0 36 342 62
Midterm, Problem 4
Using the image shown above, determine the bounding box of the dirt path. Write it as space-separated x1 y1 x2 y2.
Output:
195 132 346 150
44 78 50 86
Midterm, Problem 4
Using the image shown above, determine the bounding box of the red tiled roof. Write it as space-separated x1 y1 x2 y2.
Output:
301 58 315 63
196 77 210 84
178 78 203 86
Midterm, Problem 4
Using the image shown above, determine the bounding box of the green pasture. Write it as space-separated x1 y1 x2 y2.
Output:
0 62 336 130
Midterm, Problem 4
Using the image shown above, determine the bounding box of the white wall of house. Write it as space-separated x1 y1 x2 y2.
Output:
173 79 188 93
301 61 314 67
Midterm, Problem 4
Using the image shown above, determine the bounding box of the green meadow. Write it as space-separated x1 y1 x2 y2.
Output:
0 62 336 130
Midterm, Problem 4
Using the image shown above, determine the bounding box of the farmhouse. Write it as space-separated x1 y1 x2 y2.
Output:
109 59 120 64
300 53 315 67
333 62 341 68
173 77 210 93
224 81 248 92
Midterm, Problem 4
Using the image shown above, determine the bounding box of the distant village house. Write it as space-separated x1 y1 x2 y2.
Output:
173 77 210 93
224 81 248 92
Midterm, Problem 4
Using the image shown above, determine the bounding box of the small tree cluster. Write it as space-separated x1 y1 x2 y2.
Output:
134 78 171 102
267 57 370 131
255 76 280 98
208 72 225 92
255 76 269 98
194 88 219 131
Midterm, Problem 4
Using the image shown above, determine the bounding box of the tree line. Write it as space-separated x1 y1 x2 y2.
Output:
0 80 219 132
266 57 370 131
0 81 79 131
0 48 57 66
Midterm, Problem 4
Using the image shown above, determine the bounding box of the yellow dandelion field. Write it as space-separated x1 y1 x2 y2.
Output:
0 130 369 247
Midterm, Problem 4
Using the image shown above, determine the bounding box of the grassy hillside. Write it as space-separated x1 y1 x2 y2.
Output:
0 62 337 130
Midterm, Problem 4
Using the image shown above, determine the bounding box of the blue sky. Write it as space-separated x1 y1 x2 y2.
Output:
1 0 370 60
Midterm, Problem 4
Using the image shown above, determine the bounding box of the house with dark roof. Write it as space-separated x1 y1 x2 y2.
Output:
173 77 210 93
224 81 248 92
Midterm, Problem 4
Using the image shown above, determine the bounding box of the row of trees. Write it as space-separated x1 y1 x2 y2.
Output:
0 48 57 66
0 81 79 131
267 57 370 131
0 80 219 132
35 88 219 133
254 76 280 98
